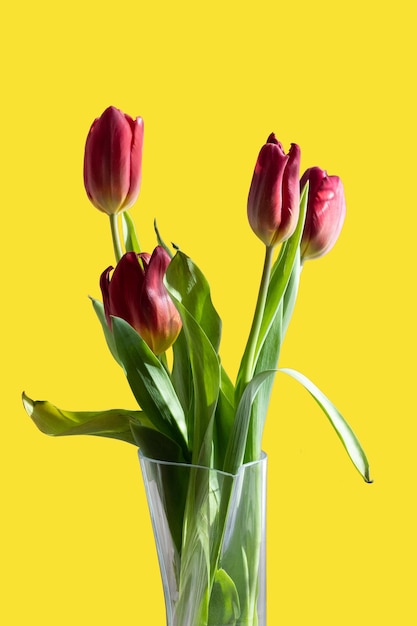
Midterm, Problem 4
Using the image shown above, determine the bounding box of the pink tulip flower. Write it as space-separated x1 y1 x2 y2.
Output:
84 106 144 215
100 247 182 355
247 134 301 247
300 167 346 262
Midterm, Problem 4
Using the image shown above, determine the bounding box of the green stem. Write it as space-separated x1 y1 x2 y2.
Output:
240 245 275 388
110 213 123 263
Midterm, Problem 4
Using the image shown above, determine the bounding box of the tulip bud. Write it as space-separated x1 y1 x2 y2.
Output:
247 134 301 247
100 247 182 355
84 106 144 215
300 167 346 262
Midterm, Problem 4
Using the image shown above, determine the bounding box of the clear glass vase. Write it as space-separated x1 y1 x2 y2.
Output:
139 451 267 626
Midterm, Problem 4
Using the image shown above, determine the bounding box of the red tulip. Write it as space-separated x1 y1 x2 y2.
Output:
247 134 301 247
84 106 144 215
300 167 346 262
100 247 182 355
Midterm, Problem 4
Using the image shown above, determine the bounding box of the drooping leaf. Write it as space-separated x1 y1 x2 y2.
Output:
279 368 372 482
22 392 141 445
111 316 189 457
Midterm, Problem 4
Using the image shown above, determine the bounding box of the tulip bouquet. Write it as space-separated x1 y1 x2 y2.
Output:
23 106 371 626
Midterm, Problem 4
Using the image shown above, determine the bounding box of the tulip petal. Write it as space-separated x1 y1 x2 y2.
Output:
99 265 114 327
248 136 301 247
83 106 143 215
277 143 301 244
139 247 181 354
247 142 288 246
300 168 346 261
124 116 144 210
107 252 145 332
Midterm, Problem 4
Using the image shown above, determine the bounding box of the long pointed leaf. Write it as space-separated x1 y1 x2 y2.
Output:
165 251 222 351
223 370 275 474
165 252 221 466
122 210 141 253
111 316 189 455
244 305 283 462
168 296 220 466
213 367 236 468
279 368 372 482
22 392 141 445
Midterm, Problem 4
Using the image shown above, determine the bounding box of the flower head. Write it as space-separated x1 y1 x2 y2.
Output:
84 106 144 215
100 247 182 354
300 167 346 262
247 134 301 247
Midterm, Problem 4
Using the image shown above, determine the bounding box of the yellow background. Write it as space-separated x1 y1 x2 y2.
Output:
1 0 415 624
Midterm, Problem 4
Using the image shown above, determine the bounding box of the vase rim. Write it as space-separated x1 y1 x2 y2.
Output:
138 449 267 477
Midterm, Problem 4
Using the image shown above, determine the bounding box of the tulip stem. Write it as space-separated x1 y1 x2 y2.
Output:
240 245 275 387
110 214 123 263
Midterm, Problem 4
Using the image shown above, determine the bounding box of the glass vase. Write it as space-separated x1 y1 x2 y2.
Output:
139 451 267 626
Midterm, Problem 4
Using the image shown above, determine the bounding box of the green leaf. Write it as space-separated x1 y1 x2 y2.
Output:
122 211 141 253
244 304 283 462
137 437 188 556
279 368 372 482
213 367 236 468
130 422 185 462
153 219 173 258
111 316 189 456
165 252 222 466
170 299 220 466
223 370 275 474
22 392 141 445
90 297 121 366
171 329 194 421
282 248 301 337
168 252 228 461
165 251 222 351
208 568 240 626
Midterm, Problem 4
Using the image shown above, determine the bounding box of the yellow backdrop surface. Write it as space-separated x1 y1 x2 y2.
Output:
1 0 415 624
